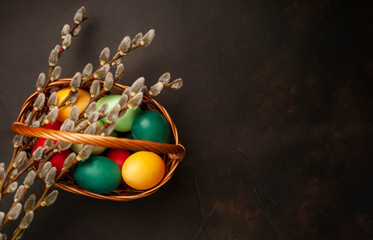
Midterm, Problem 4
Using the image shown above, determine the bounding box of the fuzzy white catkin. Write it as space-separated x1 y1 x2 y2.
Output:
115 64 125 78
172 82 183 89
33 93 45 110
66 91 79 105
49 49 58 66
97 102 108 115
141 29 155 46
32 147 44 160
13 135 24 148
61 24 70 37
39 162 52 178
8 203 22 220
42 190 59 207
149 82 164 96
132 32 143 45
58 142 72 151
99 47 110 65
107 104 120 123
14 185 25 202
44 139 54 149
73 25 81 36
45 106 59 124
90 80 100 97
118 36 131 54
103 123 116 136
69 105 79 122
9 168 18 180
24 194 36 212
93 64 110 79
158 72 171 84
122 87 131 98
130 77 145 95
45 167 57 188
82 63 93 77
47 92 58 107
85 102 97 117
104 72 114 91
88 111 99 124
36 73 46 90
71 72 82 91
62 34 72 49
20 211 34 229
77 145 93 161
118 95 128 108
6 182 18 193
128 92 143 109
13 151 26 168
63 153 76 168
51 66 62 81
54 44 61 52
60 119 75 132
84 123 96 135
74 7 84 24
24 171 36 188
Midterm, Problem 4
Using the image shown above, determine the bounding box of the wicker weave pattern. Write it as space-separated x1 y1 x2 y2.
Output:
11 79 185 201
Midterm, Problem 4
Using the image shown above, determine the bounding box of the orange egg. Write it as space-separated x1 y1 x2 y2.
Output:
122 151 165 190
56 88 91 122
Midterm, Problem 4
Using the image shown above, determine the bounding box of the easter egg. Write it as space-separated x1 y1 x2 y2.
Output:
31 120 69 175
71 121 118 155
43 120 62 130
106 149 131 169
106 149 131 184
96 95 141 132
56 88 91 122
74 155 122 194
132 111 171 143
31 138 71 175
122 151 165 190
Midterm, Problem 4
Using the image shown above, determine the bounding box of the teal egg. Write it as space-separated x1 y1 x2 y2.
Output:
96 95 141 132
132 111 171 143
74 155 122 194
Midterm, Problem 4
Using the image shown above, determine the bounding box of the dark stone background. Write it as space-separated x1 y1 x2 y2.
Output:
0 0 372 239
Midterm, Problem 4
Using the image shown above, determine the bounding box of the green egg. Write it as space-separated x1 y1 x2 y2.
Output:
74 155 122 194
96 95 141 132
132 110 171 143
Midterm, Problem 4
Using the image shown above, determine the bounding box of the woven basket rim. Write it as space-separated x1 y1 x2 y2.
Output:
11 78 185 201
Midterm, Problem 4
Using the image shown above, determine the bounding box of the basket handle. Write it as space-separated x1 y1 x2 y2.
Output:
11 122 185 160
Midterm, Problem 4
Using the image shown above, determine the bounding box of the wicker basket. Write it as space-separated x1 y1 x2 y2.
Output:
11 79 186 201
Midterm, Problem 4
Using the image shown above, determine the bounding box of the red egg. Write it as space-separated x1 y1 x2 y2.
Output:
48 149 71 175
31 121 71 175
105 149 131 184
43 120 62 130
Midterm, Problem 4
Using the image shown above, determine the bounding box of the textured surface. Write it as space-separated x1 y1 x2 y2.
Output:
0 0 372 239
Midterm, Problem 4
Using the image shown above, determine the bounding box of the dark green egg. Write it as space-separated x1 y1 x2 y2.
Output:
132 111 171 143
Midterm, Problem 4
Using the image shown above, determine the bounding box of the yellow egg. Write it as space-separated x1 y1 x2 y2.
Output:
122 151 165 190
56 88 91 122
